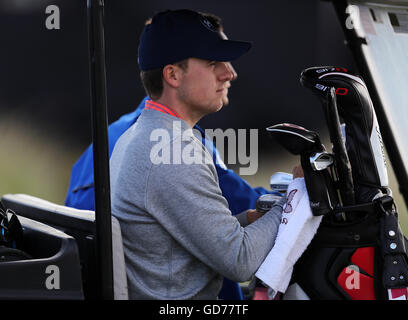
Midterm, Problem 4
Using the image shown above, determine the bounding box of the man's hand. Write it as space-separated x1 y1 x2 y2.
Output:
247 209 264 224
247 167 303 224
292 164 304 179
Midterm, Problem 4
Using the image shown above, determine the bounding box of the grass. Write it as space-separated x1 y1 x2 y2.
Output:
0 115 82 205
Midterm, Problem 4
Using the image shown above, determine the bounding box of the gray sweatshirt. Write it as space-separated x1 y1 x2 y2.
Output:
110 108 284 300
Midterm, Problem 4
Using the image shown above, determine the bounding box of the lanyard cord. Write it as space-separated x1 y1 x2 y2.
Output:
145 100 183 120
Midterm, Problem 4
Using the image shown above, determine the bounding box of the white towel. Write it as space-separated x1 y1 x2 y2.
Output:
255 178 323 298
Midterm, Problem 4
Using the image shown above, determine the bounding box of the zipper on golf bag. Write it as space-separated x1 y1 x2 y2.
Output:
378 196 408 299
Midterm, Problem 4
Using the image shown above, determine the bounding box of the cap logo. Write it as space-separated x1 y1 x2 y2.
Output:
200 17 217 32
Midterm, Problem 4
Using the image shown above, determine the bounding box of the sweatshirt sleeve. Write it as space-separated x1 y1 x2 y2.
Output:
145 150 284 283
234 210 249 227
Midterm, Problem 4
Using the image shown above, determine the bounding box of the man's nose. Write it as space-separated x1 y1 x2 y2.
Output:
218 62 237 81
226 62 238 81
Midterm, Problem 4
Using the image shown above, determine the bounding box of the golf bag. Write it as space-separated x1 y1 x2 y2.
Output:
269 67 408 300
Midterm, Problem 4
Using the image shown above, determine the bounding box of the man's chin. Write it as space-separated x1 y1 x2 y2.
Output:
222 98 229 106
214 102 224 112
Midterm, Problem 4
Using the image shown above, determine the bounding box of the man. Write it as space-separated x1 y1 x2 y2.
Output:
65 13 273 216
108 9 291 300
65 12 277 300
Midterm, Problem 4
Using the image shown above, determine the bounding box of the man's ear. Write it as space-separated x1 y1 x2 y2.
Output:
162 65 183 88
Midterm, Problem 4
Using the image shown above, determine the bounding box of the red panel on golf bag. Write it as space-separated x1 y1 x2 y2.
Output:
337 247 376 300
337 266 376 300
389 288 408 300
351 247 374 276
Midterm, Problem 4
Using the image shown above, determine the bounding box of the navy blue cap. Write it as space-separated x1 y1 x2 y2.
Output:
138 9 252 71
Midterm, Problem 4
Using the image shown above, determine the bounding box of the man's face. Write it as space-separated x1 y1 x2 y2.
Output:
177 58 235 115
222 62 237 106
219 30 237 106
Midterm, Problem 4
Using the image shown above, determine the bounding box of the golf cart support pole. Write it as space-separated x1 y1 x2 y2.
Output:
87 0 114 300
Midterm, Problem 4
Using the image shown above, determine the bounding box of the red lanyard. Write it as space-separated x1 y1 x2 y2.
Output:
145 100 183 120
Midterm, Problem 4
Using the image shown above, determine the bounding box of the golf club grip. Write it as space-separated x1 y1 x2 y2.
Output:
301 156 333 216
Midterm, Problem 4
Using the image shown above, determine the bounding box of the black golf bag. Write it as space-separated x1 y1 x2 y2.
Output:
268 67 408 300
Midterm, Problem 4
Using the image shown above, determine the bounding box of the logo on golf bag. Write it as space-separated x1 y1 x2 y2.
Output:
283 189 297 213
335 88 348 95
